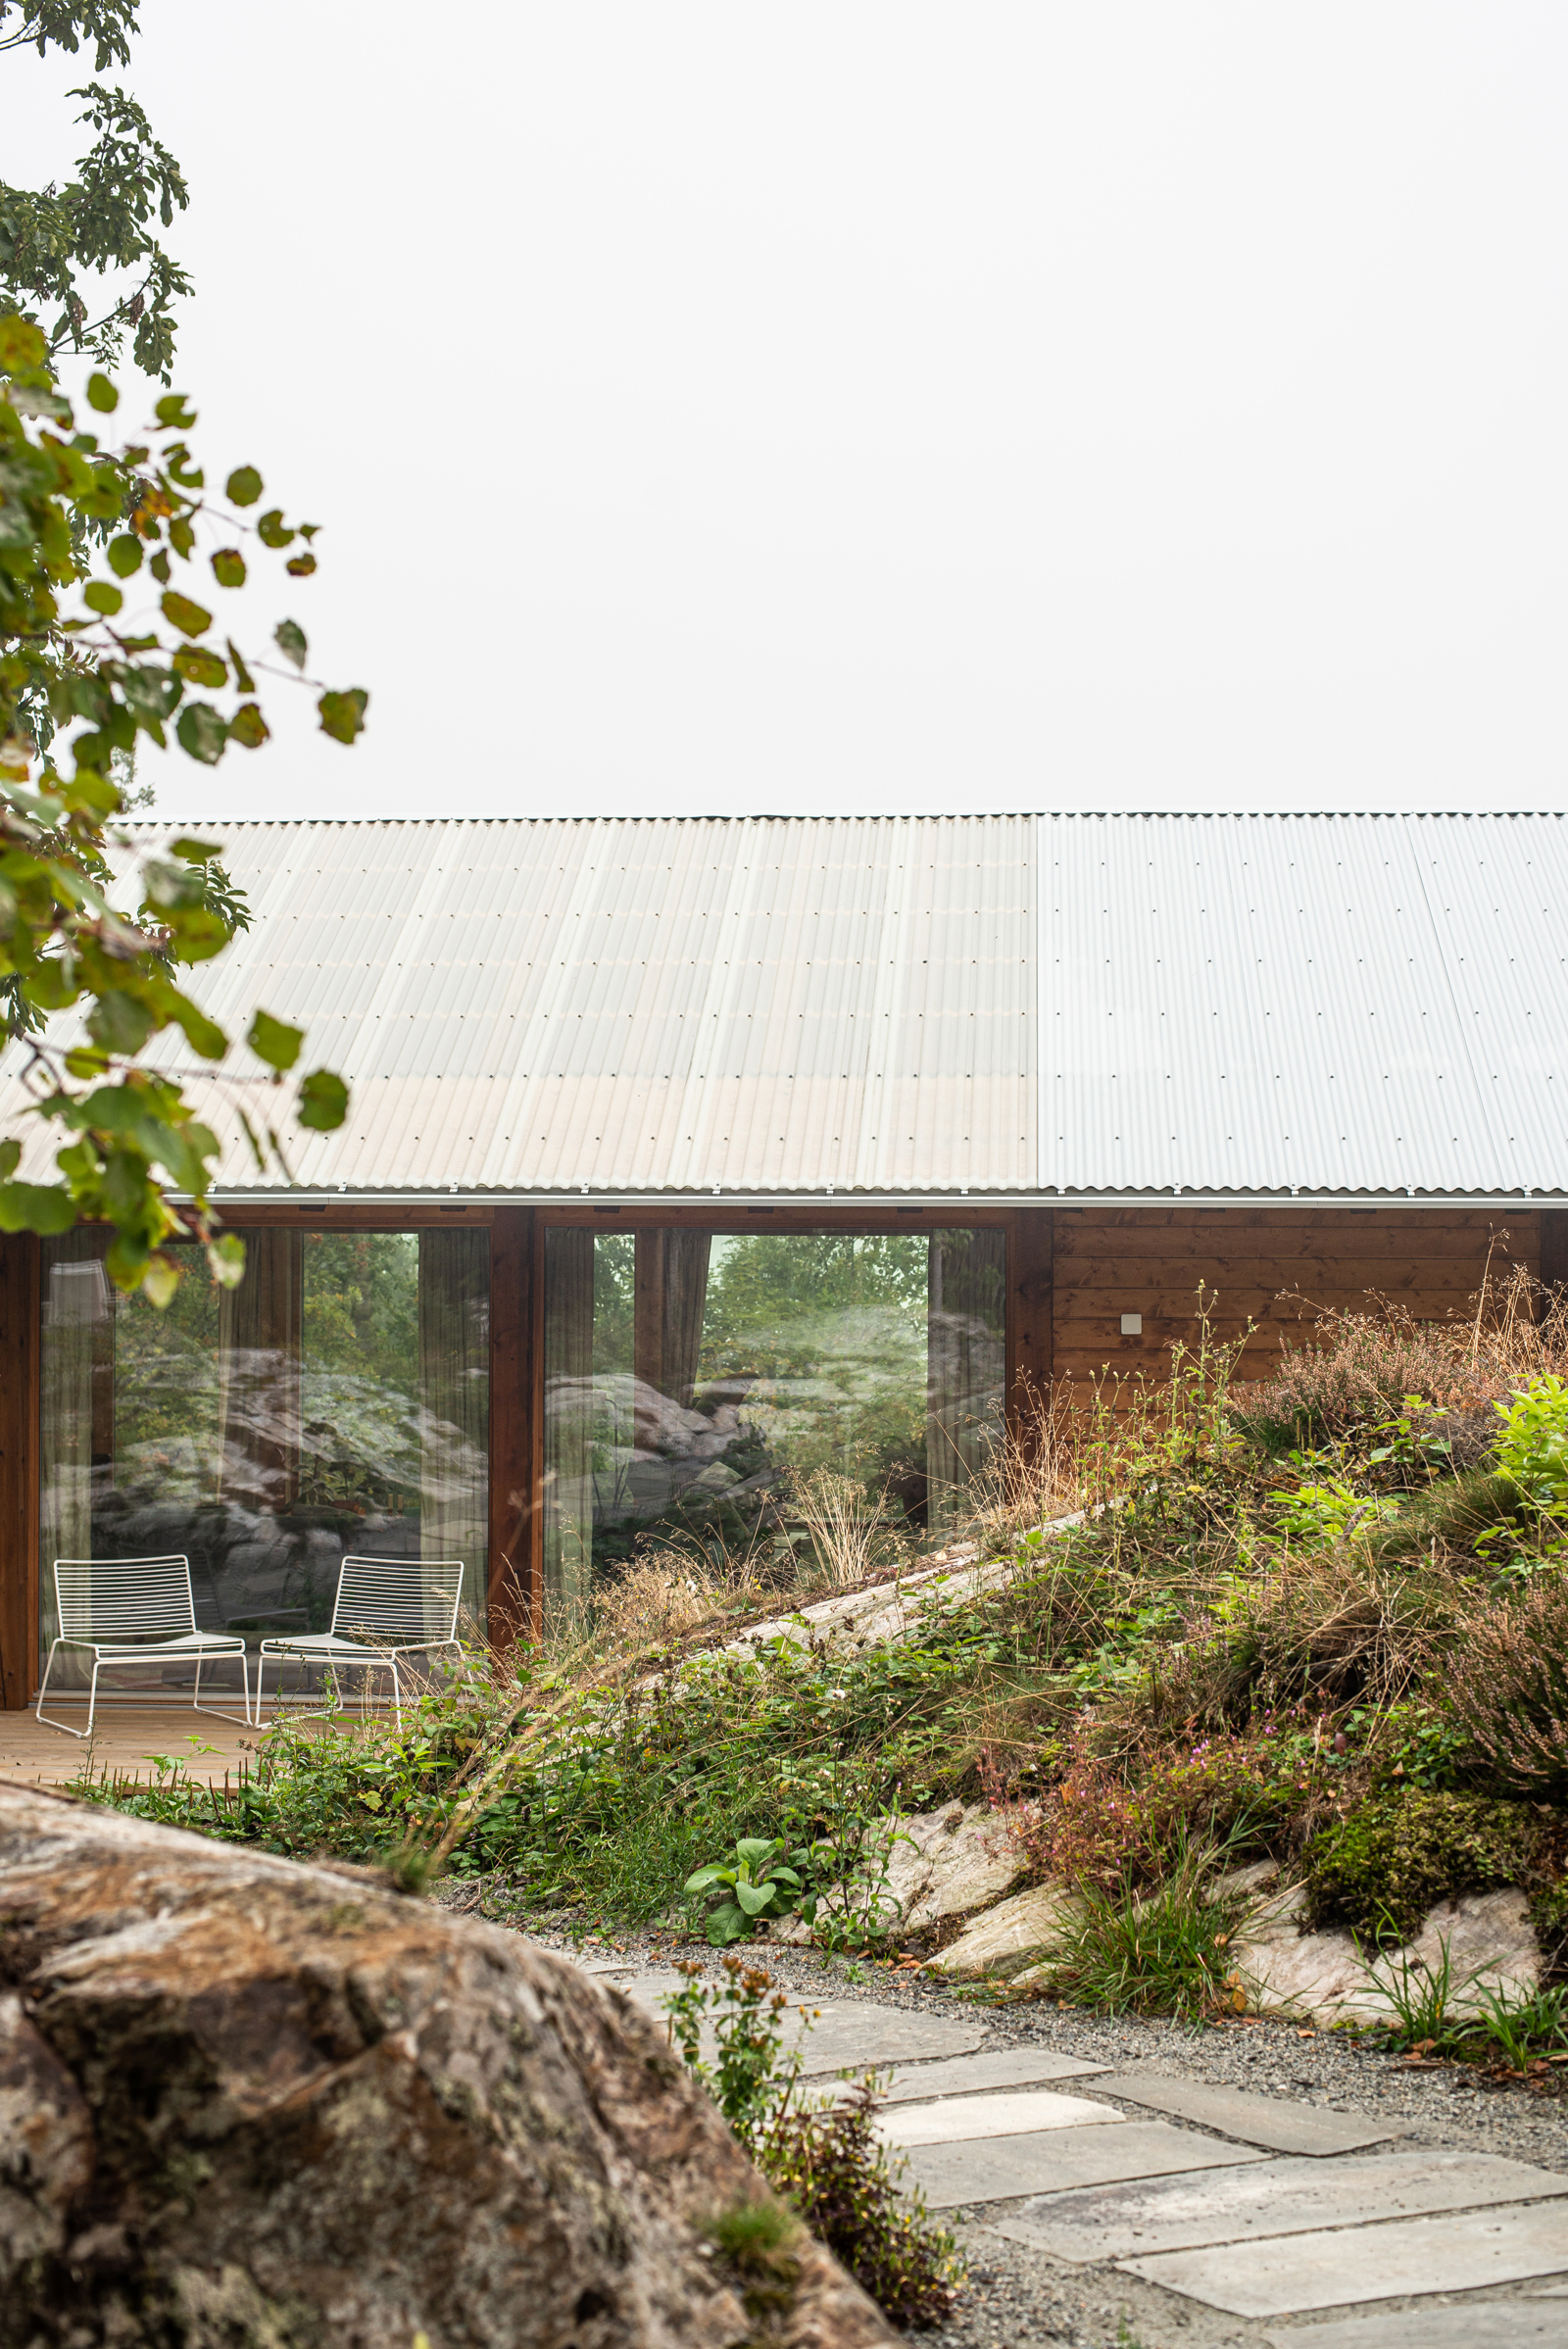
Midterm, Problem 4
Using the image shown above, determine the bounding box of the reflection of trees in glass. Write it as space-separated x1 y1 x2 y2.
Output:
112 1247 220 1499
593 1234 635 1372
297 1235 420 1517
702 1235 928 1498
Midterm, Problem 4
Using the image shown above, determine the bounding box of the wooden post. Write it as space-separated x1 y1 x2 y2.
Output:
633 1229 666 1447
0 1233 39 1709
1008 1206 1054 1436
487 1206 536 1654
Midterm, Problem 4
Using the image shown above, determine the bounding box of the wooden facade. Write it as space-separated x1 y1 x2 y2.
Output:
0 1201 1558 1699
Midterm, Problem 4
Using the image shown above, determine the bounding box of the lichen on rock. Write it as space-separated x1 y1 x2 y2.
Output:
0 1784 895 2349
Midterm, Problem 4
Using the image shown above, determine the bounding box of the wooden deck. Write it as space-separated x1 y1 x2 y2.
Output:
1 1703 264 1789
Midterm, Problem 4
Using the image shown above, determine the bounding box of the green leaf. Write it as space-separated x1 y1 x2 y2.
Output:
0 317 46 373
734 1880 776 1917
225 465 263 507
297 1068 349 1131
107 534 143 578
207 1232 246 1290
211 547 246 589
169 837 222 863
162 589 213 638
172 646 227 689
226 638 256 693
0 1181 77 1235
735 1837 780 1867
141 1251 180 1308
170 515 195 557
83 580 122 615
318 687 368 744
86 990 154 1055
149 548 171 584
257 509 295 548
175 702 227 764
86 372 119 414
155 395 197 430
706 1902 752 1947
274 618 307 671
285 552 318 578
0 1140 20 1181
684 1864 732 1893
768 1867 803 1888
248 1008 303 1071
228 702 269 750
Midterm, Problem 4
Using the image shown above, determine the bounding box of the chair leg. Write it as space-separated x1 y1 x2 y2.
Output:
86 1656 100 1742
34 1640 85 1737
193 1652 203 1712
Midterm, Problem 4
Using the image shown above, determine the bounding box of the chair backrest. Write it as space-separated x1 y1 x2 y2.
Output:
52 1555 197 1643
331 1556 465 1644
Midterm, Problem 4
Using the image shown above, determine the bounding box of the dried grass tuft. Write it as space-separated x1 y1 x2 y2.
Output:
1245 1257 1568 1443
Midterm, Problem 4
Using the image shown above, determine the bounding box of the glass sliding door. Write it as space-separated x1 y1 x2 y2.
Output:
37 1224 491 1684
541 1225 1004 1614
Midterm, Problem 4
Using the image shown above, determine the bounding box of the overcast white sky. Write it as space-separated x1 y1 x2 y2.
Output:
12 4 1568 821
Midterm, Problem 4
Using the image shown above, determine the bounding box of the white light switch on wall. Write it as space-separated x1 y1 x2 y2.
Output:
1120 1313 1143 1336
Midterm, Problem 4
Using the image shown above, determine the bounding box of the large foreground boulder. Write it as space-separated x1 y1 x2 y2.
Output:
0 1784 895 2349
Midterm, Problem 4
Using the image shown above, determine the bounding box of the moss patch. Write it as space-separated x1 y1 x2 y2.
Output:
1303 1788 1540 1944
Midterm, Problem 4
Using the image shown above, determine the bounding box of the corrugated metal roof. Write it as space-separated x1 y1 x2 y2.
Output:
1 809 1562 1199
7 813 1033 1195
1041 812 1568 1199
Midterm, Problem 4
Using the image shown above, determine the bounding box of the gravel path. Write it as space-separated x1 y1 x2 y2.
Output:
474 1899 1568 2345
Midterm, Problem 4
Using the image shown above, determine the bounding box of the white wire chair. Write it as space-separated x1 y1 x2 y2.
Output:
36 1554 253 1738
256 1556 466 1723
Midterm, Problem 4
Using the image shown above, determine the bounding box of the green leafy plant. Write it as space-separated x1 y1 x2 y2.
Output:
1494 1375 1568 1512
685 1835 814 1945
765 2083 962 2331
662 1962 960 2331
0 317 360 1296
660 1956 812 2147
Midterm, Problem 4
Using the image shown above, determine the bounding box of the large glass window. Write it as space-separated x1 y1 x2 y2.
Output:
543 1226 1004 1621
38 1225 489 1678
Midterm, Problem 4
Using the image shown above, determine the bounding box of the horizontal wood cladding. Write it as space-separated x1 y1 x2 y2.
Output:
1053 1208 1539 1398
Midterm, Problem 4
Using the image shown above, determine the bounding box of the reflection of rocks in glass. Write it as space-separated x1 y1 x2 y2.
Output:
544 1373 780 1538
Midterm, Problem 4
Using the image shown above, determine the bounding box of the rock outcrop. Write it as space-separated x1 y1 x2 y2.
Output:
0 1783 895 2349
1236 1878 1541 2024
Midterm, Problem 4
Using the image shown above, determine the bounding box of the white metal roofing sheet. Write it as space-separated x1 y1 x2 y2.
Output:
1040 812 1568 1198
1 809 1561 1199
22 812 1034 1195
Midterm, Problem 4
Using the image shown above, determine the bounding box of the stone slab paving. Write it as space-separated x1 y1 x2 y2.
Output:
866 2046 1106 2104
1122 2200 1568 2317
1089 2071 1399 2156
990 2149 1568 2263
1261 2305 1568 2347
878 2087 1123 2148
616 1973 988 2074
906 2121 1269 2209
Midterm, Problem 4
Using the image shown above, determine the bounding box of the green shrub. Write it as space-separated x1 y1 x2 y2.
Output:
661 1964 960 2330
765 2084 961 2331
1494 1375 1568 1511
1303 1788 1537 1944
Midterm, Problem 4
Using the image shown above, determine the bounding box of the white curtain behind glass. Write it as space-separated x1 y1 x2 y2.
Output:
418 1228 490 1635
39 1228 113 1672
